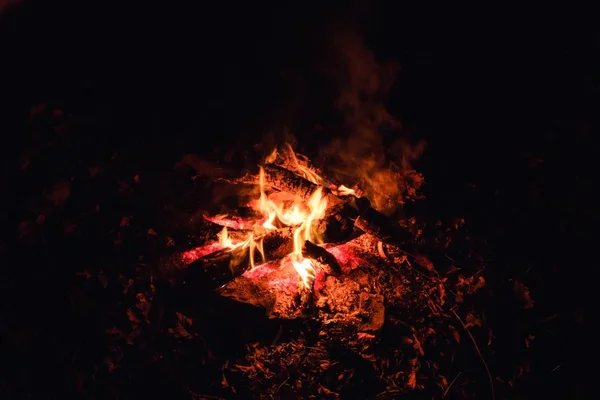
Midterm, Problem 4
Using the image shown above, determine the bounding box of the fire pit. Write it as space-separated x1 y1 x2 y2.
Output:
166 144 493 398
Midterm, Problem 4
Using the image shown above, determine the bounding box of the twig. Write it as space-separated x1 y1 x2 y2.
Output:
442 371 462 398
451 309 495 400
274 377 290 396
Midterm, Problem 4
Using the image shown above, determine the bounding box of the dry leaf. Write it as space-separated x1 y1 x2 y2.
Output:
168 312 194 339
221 373 229 388
76 269 93 279
127 308 140 325
98 270 108 288
135 293 151 319
318 384 340 399
413 334 425 356
89 166 101 177
470 276 487 293
407 371 417 389
465 313 482 328
449 325 460 343
357 332 375 341
514 281 535 309
47 180 71 206
525 334 535 348
438 284 446 305
488 329 495 346
414 255 435 271
437 375 448 390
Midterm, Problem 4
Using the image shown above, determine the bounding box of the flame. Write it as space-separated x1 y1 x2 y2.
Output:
217 226 236 248
334 184 356 197
285 144 322 185
204 145 364 289
257 166 327 288
217 226 264 269
264 147 278 164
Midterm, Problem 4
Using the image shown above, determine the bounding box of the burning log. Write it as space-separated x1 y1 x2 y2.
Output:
236 164 345 211
315 212 354 244
262 164 321 200
259 164 413 248
184 227 295 288
302 240 342 276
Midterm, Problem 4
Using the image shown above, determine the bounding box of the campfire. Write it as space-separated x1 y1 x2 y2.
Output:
4 2 575 396
177 144 423 322
165 142 498 398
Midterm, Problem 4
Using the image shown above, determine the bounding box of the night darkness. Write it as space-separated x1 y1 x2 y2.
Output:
1 1 597 398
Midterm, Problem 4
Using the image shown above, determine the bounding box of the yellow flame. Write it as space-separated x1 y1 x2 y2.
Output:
265 147 278 164
213 147 361 289
255 166 328 287
286 144 322 185
335 184 356 197
217 226 235 248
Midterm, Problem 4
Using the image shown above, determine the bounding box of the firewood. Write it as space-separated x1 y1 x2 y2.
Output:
183 227 295 288
315 212 355 244
262 164 321 200
354 206 413 246
302 240 342 276
235 164 345 211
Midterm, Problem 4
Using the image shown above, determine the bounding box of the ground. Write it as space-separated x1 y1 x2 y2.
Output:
0 105 590 399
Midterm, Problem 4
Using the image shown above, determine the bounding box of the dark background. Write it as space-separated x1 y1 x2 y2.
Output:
1 1 596 397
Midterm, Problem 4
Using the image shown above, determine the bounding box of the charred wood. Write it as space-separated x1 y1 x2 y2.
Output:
302 240 342 276
236 164 345 211
183 227 294 288
316 212 355 244
354 206 413 246
262 164 320 200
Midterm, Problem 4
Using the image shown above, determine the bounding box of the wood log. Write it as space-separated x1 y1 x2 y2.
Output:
262 164 320 200
181 227 295 288
315 212 354 244
302 240 342 276
235 164 345 211
354 206 413 246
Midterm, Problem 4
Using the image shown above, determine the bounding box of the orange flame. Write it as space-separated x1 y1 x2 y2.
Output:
208 145 360 289
334 184 357 197
285 144 323 185
257 166 327 288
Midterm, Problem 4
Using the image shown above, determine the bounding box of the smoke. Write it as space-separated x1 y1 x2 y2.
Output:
318 29 425 214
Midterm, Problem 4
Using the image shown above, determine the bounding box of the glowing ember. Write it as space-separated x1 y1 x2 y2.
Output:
181 243 223 264
203 214 254 230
